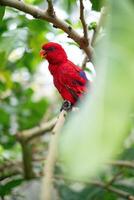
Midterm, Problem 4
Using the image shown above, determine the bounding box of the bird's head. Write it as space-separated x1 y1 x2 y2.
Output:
40 42 67 64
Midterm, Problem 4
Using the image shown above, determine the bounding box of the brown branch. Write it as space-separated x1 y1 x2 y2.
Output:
79 0 89 46
55 175 134 200
16 117 57 179
20 140 35 179
0 0 93 60
0 171 21 181
81 6 107 69
106 172 122 187
46 0 55 17
17 117 57 142
90 180 134 200
108 160 134 169
41 110 67 200
81 56 89 69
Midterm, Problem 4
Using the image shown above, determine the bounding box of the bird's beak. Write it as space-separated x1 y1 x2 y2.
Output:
40 49 47 58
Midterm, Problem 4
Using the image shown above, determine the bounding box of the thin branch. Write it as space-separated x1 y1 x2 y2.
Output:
55 175 134 200
32 157 46 162
0 171 21 181
108 160 134 169
81 6 107 70
0 0 93 60
41 110 67 200
79 0 91 70
17 117 57 142
79 0 89 46
46 0 55 17
106 172 122 187
90 180 134 200
81 56 89 69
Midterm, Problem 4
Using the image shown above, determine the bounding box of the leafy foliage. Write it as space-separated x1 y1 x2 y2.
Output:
0 6 5 21
91 0 104 11
0 178 23 197
88 21 97 30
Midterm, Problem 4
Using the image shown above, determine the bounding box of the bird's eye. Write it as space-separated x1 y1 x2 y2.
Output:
47 46 56 51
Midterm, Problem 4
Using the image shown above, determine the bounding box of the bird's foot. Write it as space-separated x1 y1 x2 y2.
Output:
60 100 72 112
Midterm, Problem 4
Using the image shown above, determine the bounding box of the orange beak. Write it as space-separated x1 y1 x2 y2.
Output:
40 49 47 58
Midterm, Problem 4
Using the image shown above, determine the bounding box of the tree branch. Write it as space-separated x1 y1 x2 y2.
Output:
20 140 35 179
17 117 57 142
0 0 93 60
79 0 89 46
41 110 67 200
108 160 134 169
16 117 57 179
55 175 134 200
0 171 21 181
81 56 89 69
90 180 134 200
81 6 107 70
106 172 122 187
46 0 55 17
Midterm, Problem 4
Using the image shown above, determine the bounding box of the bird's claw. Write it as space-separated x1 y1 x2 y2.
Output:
60 100 72 111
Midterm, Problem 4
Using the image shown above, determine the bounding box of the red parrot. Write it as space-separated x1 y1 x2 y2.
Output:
40 42 88 110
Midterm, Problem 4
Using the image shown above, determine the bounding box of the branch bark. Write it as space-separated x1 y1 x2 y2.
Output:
90 180 134 200
20 140 35 179
0 0 93 60
79 0 89 46
17 117 57 142
81 6 107 70
16 117 57 179
81 56 89 69
41 110 67 200
0 171 21 181
46 0 55 17
108 160 134 169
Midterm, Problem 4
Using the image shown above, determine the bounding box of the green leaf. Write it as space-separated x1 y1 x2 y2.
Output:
0 108 10 127
91 0 104 11
0 70 13 91
65 19 72 25
59 0 134 180
0 178 23 197
120 146 134 161
0 6 5 21
24 0 43 5
88 21 97 30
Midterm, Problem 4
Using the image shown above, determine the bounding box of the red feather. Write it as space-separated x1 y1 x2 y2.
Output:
40 42 88 104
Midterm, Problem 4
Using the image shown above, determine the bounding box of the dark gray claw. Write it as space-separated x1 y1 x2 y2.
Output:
60 100 72 111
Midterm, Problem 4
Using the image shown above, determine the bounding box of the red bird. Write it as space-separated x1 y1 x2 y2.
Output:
40 42 88 110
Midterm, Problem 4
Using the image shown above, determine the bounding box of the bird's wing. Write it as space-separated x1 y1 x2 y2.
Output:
59 61 88 101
